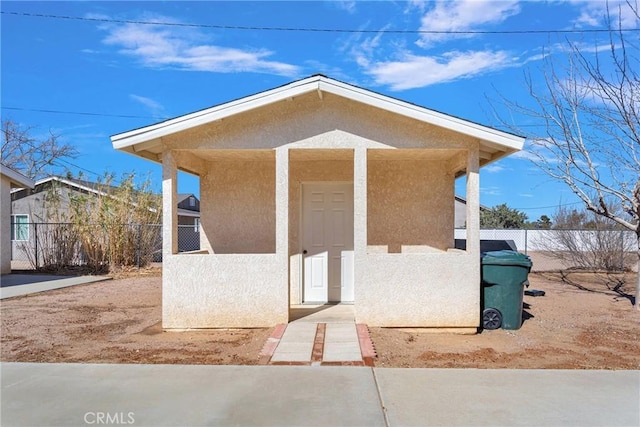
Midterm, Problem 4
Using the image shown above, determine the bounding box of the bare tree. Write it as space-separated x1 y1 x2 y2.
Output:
532 205 635 272
494 3 640 307
1 119 77 180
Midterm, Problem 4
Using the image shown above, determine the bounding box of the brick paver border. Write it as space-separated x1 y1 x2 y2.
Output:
259 322 377 366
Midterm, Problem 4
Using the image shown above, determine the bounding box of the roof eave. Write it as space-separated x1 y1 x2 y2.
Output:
111 75 524 157
0 164 35 188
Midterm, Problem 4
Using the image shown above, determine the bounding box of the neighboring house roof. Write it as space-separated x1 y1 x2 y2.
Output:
11 176 199 217
111 75 525 170
177 193 192 204
0 164 35 189
455 195 489 211
177 193 200 217
177 193 200 206
23 176 113 197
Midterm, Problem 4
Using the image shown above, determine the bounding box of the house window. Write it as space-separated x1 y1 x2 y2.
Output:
11 214 29 241
189 197 195 208
194 218 200 232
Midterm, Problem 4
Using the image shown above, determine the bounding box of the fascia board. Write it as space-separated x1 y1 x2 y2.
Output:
111 78 322 149
112 75 524 152
0 165 35 188
37 176 107 198
177 209 200 218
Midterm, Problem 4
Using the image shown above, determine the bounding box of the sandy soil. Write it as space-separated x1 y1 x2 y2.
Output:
373 272 640 369
1 271 638 368
1 271 269 365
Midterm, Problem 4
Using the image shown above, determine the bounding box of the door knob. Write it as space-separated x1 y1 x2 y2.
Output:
303 250 308 254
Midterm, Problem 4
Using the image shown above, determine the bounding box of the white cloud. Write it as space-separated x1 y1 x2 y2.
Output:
571 0 639 29
484 164 506 173
348 24 392 69
334 1 357 14
129 94 166 117
366 49 516 90
519 193 534 198
95 14 300 77
481 186 502 196
510 150 539 161
417 0 521 47
404 0 428 14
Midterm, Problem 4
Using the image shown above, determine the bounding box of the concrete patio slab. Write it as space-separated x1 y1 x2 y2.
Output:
1 363 386 427
1 274 71 287
375 368 640 427
290 304 355 323
2 363 638 426
0 274 111 299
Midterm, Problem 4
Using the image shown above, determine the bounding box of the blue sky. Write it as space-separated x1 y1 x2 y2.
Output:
2 1 637 221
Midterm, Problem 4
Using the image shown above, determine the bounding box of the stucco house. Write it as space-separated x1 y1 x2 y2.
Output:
454 195 489 229
111 75 524 330
10 176 201 264
1 164 35 274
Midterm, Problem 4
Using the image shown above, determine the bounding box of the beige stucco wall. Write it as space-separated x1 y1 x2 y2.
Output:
355 251 480 327
163 253 288 328
367 159 454 253
162 92 478 152
200 160 276 254
1 178 11 274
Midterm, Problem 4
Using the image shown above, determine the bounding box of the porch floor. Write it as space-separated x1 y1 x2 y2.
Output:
289 304 355 323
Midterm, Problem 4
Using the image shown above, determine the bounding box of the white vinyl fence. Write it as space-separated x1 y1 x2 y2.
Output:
455 228 637 272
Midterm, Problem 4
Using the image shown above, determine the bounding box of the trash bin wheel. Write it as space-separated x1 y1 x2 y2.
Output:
482 308 502 330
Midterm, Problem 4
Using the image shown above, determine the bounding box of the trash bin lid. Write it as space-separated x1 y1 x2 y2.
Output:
481 250 532 267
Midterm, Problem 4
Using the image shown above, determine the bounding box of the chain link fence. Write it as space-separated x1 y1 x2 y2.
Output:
11 222 636 273
455 228 637 272
10 223 200 271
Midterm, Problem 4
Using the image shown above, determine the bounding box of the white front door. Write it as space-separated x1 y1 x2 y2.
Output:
302 182 354 303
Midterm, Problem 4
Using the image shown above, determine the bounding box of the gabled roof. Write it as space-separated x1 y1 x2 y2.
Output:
455 195 489 211
12 175 198 217
11 176 114 198
0 164 35 189
177 193 198 204
111 74 524 167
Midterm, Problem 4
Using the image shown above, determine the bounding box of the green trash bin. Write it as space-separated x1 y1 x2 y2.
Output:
481 250 532 330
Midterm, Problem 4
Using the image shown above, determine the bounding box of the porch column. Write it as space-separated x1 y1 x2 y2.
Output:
354 147 367 254
276 148 289 280
466 142 480 258
162 149 178 256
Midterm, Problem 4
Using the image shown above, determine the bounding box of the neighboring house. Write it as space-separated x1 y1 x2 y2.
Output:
454 195 489 228
176 193 200 252
10 176 200 262
1 164 35 274
112 75 524 330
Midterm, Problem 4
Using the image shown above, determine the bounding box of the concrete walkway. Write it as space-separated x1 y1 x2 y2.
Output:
1 363 638 426
263 305 375 365
0 274 111 299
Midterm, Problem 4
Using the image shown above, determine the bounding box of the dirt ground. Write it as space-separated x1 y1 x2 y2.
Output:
1 271 639 368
